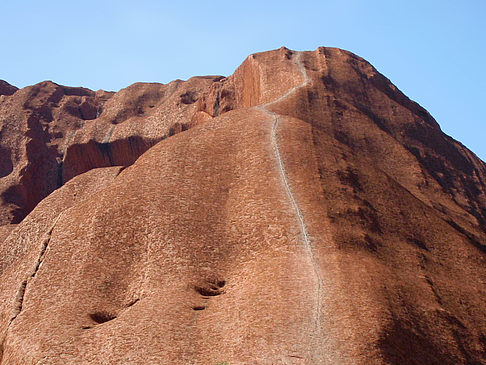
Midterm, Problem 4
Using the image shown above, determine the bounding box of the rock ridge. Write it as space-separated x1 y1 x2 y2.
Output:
0 47 484 364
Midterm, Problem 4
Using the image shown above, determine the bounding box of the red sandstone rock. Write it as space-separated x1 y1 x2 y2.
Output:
0 47 485 364
0 76 220 225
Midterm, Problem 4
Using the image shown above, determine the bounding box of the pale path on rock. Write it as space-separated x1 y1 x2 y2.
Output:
258 52 324 353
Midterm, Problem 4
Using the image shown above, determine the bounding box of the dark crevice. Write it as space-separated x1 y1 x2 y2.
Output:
13 280 28 316
31 238 50 277
116 165 128 177
213 90 221 116
192 306 206 311
99 143 114 165
56 160 63 189
288 355 303 359
126 298 139 307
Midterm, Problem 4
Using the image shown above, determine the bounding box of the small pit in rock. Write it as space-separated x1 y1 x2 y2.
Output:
194 279 226 297
90 311 116 324
193 306 206 311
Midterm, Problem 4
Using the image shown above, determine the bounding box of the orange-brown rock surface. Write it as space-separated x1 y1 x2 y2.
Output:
0 47 485 364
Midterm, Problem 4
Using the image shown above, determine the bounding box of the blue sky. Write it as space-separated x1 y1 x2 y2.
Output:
1 1 485 160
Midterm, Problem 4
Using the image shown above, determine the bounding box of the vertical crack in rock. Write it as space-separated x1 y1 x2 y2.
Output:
56 157 64 189
0 211 65 362
100 125 116 165
213 89 221 117
258 52 324 342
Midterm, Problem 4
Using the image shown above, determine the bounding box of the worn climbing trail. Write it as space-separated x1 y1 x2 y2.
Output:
258 52 324 337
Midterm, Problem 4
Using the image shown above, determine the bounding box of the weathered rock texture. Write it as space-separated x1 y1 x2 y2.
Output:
0 47 485 364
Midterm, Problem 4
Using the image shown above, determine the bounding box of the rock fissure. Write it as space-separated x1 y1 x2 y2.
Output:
0 211 64 363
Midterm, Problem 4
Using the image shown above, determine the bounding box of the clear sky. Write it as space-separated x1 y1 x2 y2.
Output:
1 1 485 161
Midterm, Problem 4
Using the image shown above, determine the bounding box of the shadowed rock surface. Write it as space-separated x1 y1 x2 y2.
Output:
0 82 17 97
0 47 484 364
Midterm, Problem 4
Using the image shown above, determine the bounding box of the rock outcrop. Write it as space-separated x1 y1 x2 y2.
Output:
0 47 485 364
0 81 17 97
0 77 224 225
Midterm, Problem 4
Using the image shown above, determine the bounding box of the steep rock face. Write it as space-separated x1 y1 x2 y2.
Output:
0 77 220 225
0 48 485 364
0 166 125 361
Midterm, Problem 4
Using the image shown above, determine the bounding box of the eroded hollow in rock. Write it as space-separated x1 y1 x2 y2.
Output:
89 311 117 324
194 279 226 297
